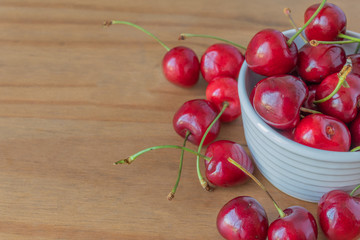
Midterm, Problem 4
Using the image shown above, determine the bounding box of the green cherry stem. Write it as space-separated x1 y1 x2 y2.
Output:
350 184 360 196
179 33 247 50
338 33 360 43
287 0 327 46
196 102 229 191
228 157 286 218
310 39 359 46
300 107 322 115
313 58 352 104
350 146 360 152
103 20 170 51
283 8 308 44
114 145 211 165
168 131 191 201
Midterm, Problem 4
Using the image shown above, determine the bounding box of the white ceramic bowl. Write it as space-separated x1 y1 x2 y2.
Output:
238 29 360 202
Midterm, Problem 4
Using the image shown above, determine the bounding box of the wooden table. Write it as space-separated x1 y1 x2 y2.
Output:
1 0 359 239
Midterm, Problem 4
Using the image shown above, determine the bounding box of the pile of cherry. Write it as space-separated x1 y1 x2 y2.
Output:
106 1 360 239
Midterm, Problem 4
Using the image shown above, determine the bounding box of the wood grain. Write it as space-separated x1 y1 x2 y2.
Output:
1 0 359 239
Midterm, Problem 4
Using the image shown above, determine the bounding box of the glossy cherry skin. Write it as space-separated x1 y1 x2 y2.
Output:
304 3 347 41
302 84 319 112
200 43 244 83
293 114 351 152
251 75 308 130
297 43 346 83
162 46 200 87
173 99 220 146
315 72 360 123
268 206 318 240
350 113 360 148
217 196 268 240
245 29 298 76
205 77 241 122
349 53 360 76
204 140 254 187
318 189 360 240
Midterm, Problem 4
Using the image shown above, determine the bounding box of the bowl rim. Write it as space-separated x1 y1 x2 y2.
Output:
238 29 360 162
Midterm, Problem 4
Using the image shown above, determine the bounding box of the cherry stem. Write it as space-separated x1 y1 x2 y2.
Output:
114 145 211 165
179 33 247 50
310 39 359 46
283 8 308 44
168 131 191 201
313 58 352 104
196 102 229 191
300 107 322 115
338 33 360 42
228 157 286 218
350 184 360 196
287 0 327 46
103 20 170 51
350 146 360 152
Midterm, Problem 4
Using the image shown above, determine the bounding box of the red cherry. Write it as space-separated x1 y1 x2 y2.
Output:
349 53 360 76
293 114 351 152
204 140 253 187
162 46 200 87
173 99 220 146
302 84 320 112
245 29 298 76
251 74 308 130
297 43 346 83
268 206 318 240
315 72 360 123
200 43 244 83
217 196 268 240
350 113 360 148
318 187 360 240
205 77 241 122
304 3 347 41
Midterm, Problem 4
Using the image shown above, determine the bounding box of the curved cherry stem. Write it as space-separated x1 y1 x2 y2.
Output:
338 33 360 43
350 146 360 152
179 33 247 50
103 20 170 51
228 157 286 218
310 39 359 46
350 184 360 196
283 8 308 44
168 131 191 201
287 0 327 46
313 58 352 104
114 145 211 165
300 107 322 115
196 102 229 191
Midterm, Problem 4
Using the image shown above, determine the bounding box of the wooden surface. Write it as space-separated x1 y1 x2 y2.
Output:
1 1 359 239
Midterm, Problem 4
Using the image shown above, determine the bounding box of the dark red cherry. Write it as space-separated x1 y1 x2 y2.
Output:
205 77 241 122
200 43 244 83
162 46 200 87
350 113 360 148
349 53 360 76
245 29 298 76
297 43 346 83
217 196 268 240
251 75 308 130
315 72 360 123
302 84 320 112
318 188 360 240
204 140 253 187
293 114 351 152
268 206 318 240
173 99 220 146
304 3 347 41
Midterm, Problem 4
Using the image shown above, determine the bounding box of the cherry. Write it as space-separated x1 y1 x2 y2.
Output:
245 29 298 76
297 43 346 83
317 184 360 240
251 74 308 130
173 99 220 146
204 140 254 187
348 53 360 75
304 3 347 41
302 84 320 112
217 196 268 240
268 206 318 240
205 77 241 122
315 71 360 123
350 113 360 149
104 21 200 88
293 113 351 152
200 43 244 83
